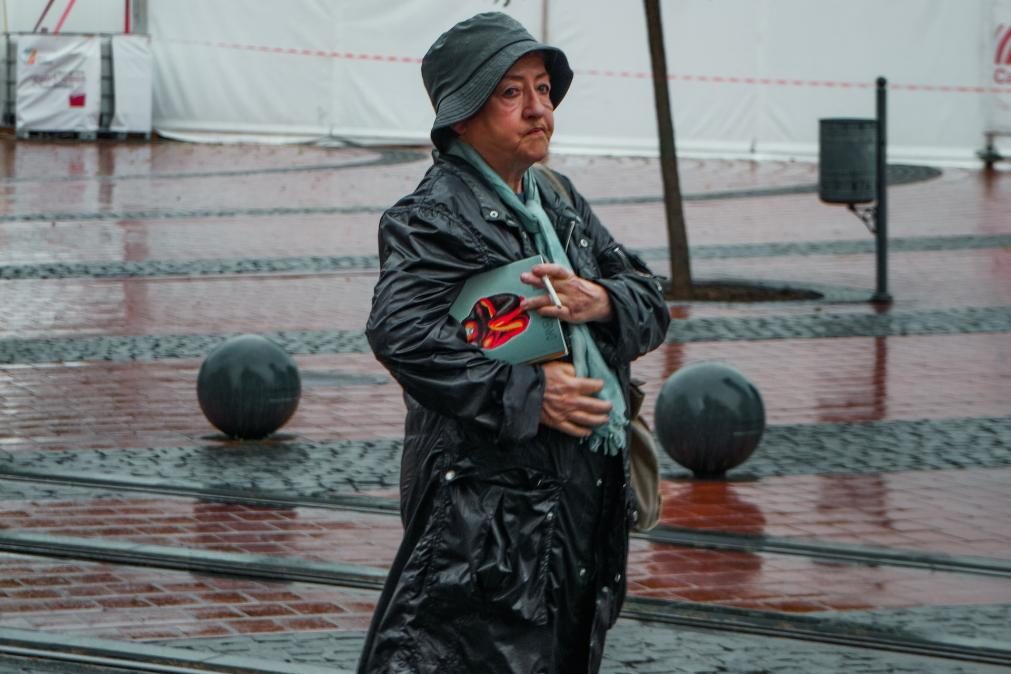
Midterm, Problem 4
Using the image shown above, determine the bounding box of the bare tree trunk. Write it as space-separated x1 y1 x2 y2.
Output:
644 0 692 298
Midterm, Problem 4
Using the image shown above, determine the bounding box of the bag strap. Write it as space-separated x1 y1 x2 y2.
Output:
532 164 573 207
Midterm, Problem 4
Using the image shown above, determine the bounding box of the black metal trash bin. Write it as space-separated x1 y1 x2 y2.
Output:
819 118 877 204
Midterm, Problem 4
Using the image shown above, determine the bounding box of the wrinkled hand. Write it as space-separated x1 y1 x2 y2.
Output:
539 361 613 438
520 263 613 324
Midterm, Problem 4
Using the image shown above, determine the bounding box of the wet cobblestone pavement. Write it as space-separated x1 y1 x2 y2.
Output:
1 136 1009 672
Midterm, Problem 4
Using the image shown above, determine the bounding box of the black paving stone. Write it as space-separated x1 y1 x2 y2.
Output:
665 306 1011 343
1 417 1008 496
808 605 1011 647
3 233 1008 280
2 306 1009 365
0 439 405 497
0 163 940 225
159 616 1009 674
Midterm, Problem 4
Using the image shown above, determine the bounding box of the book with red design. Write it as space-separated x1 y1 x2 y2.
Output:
449 255 568 365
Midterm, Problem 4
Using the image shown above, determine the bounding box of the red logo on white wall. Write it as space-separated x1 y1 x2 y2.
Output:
995 24 1011 84
996 24 1011 64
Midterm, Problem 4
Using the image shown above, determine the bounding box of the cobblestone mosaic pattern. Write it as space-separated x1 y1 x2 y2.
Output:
3 305 1009 365
3 232 1008 280
0 439 405 496
808 604 1011 645
0 657 191 674
1 416 1008 494
665 305 1011 343
160 618 1008 674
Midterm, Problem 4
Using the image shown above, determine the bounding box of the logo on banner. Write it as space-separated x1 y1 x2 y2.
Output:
20 48 39 65
996 23 1011 84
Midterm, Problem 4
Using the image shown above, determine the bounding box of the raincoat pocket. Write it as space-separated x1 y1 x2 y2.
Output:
424 466 561 625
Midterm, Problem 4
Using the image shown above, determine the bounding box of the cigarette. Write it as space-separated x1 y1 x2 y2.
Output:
542 276 563 308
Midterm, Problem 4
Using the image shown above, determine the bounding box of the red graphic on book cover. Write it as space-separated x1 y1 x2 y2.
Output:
462 293 530 350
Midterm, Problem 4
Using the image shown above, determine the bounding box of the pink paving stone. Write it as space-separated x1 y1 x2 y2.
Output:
3 143 1007 266
0 214 384 265
0 554 376 640
4 488 1011 619
1 329 1008 453
655 468 1011 559
625 541 1011 611
635 332 1011 426
2 247 1007 340
0 354 405 452
0 496 400 570
229 618 286 634
278 616 339 631
2 136 1010 643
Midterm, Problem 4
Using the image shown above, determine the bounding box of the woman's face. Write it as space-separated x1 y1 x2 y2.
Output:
453 52 555 176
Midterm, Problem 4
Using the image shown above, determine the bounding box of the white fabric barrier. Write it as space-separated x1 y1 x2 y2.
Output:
110 34 153 133
15 34 101 132
18 0 1005 161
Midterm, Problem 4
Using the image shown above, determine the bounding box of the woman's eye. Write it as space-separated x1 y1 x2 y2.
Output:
537 84 551 95
501 87 519 98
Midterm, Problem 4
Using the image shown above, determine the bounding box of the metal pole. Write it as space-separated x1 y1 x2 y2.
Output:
52 0 78 35
33 0 57 33
643 0 692 297
541 0 549 44
872 76 892 304
131 0 147 34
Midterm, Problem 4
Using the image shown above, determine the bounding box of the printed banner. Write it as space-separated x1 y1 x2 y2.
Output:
15 34 101 133
986 0 1011 133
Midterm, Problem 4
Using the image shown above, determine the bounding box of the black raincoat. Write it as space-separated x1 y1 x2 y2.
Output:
360 152 670 674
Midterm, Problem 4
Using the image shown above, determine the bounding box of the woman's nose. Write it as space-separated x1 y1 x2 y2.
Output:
525 92 549 117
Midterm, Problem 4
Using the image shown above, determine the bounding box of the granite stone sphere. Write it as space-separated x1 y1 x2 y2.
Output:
197 334 301 440
654 361 765 477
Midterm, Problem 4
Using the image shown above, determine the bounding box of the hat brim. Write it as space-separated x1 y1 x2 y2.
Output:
430 42 572 150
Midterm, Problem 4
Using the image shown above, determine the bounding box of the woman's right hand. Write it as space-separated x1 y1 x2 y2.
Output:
539 361 613 438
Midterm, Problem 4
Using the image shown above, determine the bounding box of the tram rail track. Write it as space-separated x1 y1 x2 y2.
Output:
0 629 343 674
2 472 1010 668
1 529 1009 668
1 470 1008 579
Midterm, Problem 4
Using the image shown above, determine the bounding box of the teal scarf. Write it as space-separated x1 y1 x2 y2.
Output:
447 139 627 456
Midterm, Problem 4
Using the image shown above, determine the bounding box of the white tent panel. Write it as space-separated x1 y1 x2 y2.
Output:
757 0 984 160
549 0 764 155
4 0 1006 161
149 0 335 137
5 0 128 34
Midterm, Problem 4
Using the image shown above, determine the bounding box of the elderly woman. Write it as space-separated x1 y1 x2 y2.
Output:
361 12 670 674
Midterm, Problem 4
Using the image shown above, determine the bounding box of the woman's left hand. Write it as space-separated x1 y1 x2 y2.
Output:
520 262 613 324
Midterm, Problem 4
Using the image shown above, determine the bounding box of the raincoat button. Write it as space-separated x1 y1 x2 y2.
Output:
622 481 628 489
614 573 622 583
579 238 589 247
632 509 640 521
546 511 554 521
596 478 603 487
579 567 587 578
444 470 456 482
489 209 499 218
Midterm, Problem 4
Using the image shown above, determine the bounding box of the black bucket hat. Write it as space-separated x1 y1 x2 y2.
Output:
422 12 573 150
